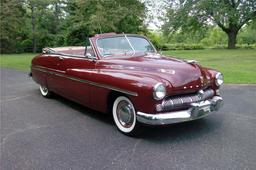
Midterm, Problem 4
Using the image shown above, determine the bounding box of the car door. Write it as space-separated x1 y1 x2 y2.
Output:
54 52 97 106
42 54 66 91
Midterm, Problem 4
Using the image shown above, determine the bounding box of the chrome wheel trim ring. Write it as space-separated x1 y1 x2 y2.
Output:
39 85 49 96
113 96 136 133
116 100 134 128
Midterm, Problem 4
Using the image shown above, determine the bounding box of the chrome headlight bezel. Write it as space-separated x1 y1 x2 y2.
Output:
215 72 224 86
153 83 166 100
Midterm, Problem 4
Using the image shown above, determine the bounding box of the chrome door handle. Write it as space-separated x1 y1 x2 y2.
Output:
58 56 64 60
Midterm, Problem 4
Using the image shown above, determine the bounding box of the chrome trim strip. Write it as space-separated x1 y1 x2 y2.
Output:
170 99 174 106
34 65 65 74
32 65 138 96
162 89 215 111
44 53 97 60
180 98 184 104
137 96 223 125
89 38 99 60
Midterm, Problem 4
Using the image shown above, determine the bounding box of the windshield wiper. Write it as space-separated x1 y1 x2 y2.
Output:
123 33 135 56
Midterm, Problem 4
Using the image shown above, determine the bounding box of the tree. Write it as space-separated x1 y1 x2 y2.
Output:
0 0 25 53
238 21 256 44
26 0 52 52
163 0 256 48
65 0 146 45
24 0 67 52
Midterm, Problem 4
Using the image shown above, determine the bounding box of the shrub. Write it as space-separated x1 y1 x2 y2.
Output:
161 43 205 50
146 32 165 50
236 44 256 49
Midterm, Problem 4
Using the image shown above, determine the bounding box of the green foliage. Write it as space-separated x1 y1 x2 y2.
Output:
163 0 256 48
1 0 255 53
0 0 146 53
161 43 204 50
0 0 26 53
65 0 146 45
25 0 67 52
166 27 209 44
237 22 256 44
200 27 227 45
160 25 255 49
145 32 165 49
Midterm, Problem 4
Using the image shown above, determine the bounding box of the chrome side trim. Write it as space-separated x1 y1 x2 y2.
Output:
137 96 223 125
32 65 138 97
33 65 65 74
89 38 100 60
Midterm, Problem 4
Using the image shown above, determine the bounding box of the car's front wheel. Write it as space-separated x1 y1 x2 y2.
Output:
39 85 52 98
112 96 142 136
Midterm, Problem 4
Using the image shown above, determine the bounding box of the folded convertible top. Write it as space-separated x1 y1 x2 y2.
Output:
43 46 85 56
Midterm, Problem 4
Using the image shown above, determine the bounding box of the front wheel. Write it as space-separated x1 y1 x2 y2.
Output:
112 96 142 136
39 85 52 98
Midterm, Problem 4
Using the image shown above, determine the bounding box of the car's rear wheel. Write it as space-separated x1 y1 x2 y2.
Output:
112 96 142 136
39 85 52 98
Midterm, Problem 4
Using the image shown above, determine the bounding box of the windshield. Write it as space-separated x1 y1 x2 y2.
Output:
96 36 156 57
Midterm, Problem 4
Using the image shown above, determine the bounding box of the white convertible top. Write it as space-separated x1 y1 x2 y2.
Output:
42 46 96 58
43 46 85 55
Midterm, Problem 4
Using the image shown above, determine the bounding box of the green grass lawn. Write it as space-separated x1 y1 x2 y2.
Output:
0 53 36 71
1 49 256 84
163 49 256 84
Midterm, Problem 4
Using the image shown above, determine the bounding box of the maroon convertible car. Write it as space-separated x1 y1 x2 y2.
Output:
30 33 223 136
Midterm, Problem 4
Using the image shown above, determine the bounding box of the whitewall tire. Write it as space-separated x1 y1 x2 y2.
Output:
112 96 141 136
39 85 52 98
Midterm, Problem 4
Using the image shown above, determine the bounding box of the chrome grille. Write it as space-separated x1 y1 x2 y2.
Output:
162 89 214 111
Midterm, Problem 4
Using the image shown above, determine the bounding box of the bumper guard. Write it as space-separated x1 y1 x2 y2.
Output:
136 96 223 125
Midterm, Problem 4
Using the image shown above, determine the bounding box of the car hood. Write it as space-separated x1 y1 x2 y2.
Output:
97 53 208 92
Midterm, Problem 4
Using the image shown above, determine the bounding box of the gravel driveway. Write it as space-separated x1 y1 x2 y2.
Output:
1 68 256 170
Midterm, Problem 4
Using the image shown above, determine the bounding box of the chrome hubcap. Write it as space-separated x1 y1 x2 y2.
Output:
117 101 134 128
42 86 48 93
40 85 48 95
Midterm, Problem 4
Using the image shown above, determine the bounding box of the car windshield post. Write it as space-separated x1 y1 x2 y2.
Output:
123 33 135 55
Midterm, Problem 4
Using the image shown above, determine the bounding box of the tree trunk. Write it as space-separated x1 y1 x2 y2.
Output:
31 3 37 53
227 29 238 49
53 2 59 34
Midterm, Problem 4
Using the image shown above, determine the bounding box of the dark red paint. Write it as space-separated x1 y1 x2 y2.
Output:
31 33 219 114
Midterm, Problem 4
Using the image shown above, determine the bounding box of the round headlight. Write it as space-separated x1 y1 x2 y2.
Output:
153 83 166 100
215 72 224 86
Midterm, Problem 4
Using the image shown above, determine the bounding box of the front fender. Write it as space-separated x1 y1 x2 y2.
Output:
66 69 168 113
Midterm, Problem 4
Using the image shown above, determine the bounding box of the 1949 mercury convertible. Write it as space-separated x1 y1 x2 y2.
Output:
30 33 223 136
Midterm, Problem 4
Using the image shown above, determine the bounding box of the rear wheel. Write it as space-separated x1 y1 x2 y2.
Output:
39 85 52 98
112 96 142 136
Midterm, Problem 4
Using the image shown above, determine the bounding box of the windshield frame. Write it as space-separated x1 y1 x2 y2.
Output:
95 34 157 58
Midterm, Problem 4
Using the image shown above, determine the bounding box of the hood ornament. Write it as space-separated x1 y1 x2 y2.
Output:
185 60 198 64
200 76 204 84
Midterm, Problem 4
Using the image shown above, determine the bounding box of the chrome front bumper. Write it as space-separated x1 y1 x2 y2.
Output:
136 96 223 125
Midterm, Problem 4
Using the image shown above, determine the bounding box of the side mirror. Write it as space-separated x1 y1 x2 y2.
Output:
86 53 93 58
85 53 96 62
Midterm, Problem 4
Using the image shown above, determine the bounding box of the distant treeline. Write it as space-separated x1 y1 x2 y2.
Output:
0 0 147 53
149 25 256 50
1 0 256 53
